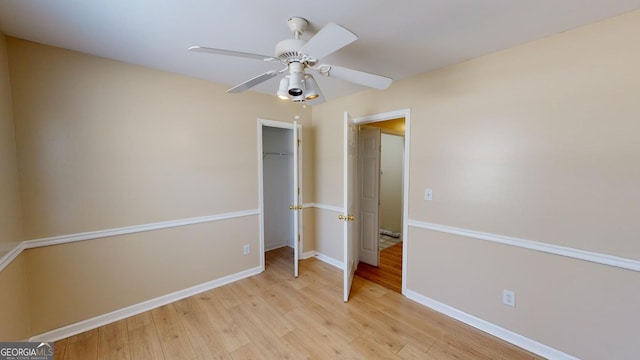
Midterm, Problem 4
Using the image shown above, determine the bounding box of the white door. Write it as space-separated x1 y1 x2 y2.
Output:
343 112 358 302
359 126 381 266
292 121 301 278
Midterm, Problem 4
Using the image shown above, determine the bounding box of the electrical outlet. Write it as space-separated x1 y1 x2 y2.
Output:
503 289 516 307
424 188 433 201
243 244 250 255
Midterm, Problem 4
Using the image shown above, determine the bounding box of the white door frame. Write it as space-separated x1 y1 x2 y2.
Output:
257 118 303 274
351 109 410 294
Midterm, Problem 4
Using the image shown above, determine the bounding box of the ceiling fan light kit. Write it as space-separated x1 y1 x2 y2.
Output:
277 77 289 99
304 75 320 100
189 17 392 105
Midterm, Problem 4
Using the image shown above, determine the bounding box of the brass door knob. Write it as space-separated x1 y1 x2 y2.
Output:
289 205 294 210
347 215 355 221
338 214 345 221
297 205 303 210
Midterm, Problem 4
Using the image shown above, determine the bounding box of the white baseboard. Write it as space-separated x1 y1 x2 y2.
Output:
265 243 289 252
314 252 344 270
404 289 579 360
306 203 344 213
301 250 316 259
30 266 263 342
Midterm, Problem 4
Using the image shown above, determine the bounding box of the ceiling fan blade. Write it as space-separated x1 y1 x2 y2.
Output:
226 70 280 93
188 46 274 61
324 65 392 90
300 23 357 60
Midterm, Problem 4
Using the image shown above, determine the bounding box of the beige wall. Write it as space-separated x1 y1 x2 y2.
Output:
302 207 316 255
0 253 30 340
312 109 343 207
407 227 639 360
26 217 258 334
379 133 403 234
8 38 311 239
313 10 640 360
0 34 22 248
0 33 29 341
6 38 311 336
314 208 343 261
3 9 639 357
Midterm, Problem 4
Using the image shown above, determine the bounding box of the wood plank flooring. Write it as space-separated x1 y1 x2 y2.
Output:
54 247 544 359
355 242 403 293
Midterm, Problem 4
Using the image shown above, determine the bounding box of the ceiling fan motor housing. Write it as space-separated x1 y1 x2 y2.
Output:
275 38 306 61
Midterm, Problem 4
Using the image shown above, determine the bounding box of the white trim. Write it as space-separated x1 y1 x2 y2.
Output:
0 243 26 273
408 219 640 272
351 108 411 295
343 111 352 302
258 118 303 274
25 209 259 249
352 108 410 125
265 243 289 252
295 122 304 274
0 209 259 273
30 266 262 343
305 202 344 213
402 112 410 295
404 290 580 360
301 250 316 259
259 118 295 129
314 252 344 270
257 119 267 272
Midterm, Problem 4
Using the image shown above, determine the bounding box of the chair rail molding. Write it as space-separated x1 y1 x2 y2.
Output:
0 209 260 273
407 219 640 272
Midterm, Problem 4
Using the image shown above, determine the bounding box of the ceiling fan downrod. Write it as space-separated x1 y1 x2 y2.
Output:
287 17 308 39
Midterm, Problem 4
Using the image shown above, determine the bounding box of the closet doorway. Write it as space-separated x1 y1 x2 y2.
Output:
258 119 302 277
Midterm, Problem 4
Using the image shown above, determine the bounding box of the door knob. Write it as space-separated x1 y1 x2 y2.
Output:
289 205 294 210
347 215 355 221
297 205 303 210
338 214 345 221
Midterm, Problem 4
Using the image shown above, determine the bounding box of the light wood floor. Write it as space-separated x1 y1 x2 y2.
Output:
355 242 403 293
54 247 544 359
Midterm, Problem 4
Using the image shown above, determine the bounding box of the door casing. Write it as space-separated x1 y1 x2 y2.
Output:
347 109 411 295
257 119 303 276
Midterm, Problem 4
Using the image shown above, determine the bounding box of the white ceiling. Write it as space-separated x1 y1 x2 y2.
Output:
1 0 639 103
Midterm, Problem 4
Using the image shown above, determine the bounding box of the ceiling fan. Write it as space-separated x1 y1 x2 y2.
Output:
188 17 392 105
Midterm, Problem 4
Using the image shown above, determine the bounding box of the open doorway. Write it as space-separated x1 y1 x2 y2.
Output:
258 119 302 277
355 118 405 293
262 126 295 251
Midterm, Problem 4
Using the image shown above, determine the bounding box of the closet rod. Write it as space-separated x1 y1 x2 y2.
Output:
263 152 292 156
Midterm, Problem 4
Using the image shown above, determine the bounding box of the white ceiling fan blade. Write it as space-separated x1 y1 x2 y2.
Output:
226 70 280 93
300 23 357 60
325 65 392 90
188 46 274 61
